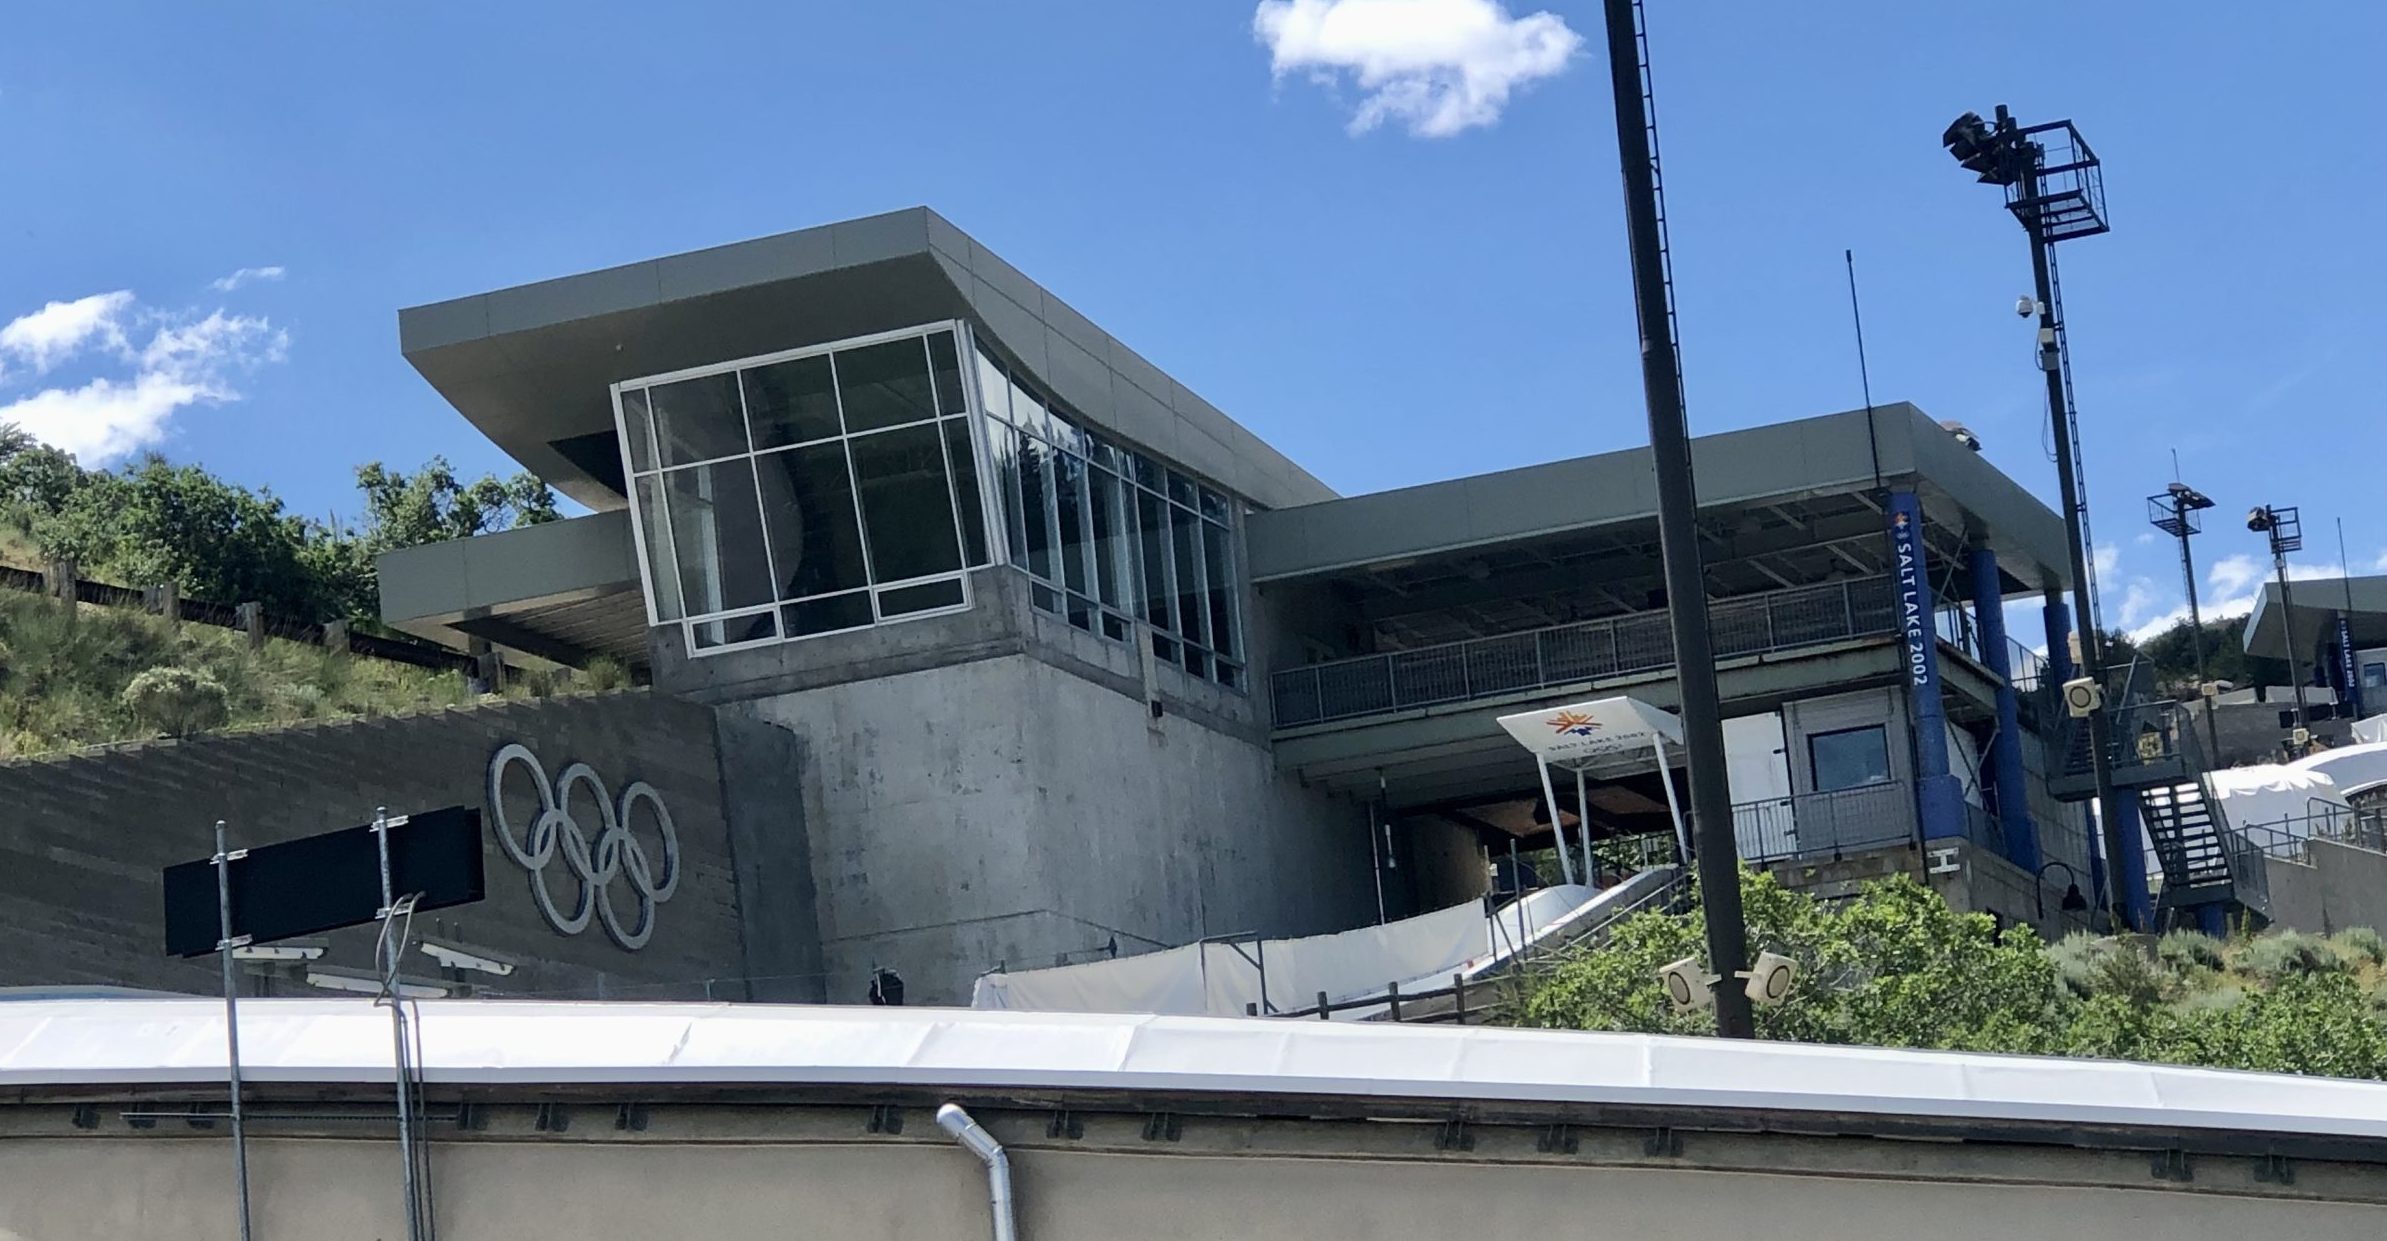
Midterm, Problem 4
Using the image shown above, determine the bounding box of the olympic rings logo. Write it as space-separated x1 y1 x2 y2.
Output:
486 743 681 951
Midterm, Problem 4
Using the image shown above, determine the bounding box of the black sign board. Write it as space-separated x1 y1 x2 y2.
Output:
162 806 485 958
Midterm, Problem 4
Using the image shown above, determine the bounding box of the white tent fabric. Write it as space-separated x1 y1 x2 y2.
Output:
2208 763 2348 834
972 875 1673 1018
2353 716 2387 746
2291 740 2387 798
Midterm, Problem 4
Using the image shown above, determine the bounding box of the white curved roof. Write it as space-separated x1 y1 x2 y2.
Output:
1 998 2383 1141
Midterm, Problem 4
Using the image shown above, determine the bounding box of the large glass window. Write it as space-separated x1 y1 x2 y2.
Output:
969 333 1247 690
1808 726 1892 792
616 323 989 655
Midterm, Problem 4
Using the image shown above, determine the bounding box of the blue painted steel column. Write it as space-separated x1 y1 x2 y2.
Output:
2113 794 2154 931
2042 596 2074 685
1891 493 1964 842
2197 904 2227 936
1969 545 2038 870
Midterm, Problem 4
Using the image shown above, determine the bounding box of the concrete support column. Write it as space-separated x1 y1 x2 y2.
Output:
1968 544 2038 870
1889 492 1963 842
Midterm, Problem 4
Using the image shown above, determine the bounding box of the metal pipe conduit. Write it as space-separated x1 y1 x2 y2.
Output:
936 1103 1017 1241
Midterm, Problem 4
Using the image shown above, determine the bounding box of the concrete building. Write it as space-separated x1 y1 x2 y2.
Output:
3 999 2385 1239
0 207 2276 1008
367 205 2284 995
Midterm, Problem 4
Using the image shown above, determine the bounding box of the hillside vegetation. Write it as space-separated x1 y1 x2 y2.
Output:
0 423 603 759
1515 871 2387 1080
0 585 624 761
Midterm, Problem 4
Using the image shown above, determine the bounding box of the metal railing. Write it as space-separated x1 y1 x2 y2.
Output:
1732 779 1917 863
2234 807 2387 860
1273 577 1896 728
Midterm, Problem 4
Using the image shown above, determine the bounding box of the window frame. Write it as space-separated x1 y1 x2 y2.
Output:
612 320 987 658
961 327 1251 694
1806 724 1894 793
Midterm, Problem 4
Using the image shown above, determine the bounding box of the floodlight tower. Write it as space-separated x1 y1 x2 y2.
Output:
1940 105 2131 931
2247 504 2311 744
2149 482 2220 758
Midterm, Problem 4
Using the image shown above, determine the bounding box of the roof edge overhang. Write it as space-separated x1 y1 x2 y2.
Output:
398 207 1332 513
1246 404 2073 600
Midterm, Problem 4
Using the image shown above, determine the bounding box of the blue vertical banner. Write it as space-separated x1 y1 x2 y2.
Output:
2339 614 2363 719
1890 492 1964 842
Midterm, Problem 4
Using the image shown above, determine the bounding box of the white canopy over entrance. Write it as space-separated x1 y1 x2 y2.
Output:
1495 697 1689 885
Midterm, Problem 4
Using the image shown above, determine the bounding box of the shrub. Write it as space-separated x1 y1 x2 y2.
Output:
121 666 230 736
2157 930 2226 973
2237 930 2343 981
2330 927 2387 968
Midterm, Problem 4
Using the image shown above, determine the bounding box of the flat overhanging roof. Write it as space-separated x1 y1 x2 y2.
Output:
399 207 1332 512
377 510 645 665
1245 403 2072 599
2246 575 2387 655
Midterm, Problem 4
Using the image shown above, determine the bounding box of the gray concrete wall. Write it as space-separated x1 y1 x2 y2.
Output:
4 1105 2381 1241
735 652 1374 1004
0 693 820 1002
2262 838 2387 935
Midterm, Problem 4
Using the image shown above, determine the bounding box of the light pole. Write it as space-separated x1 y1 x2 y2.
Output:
1597 0 1752 1038
2248 504 2310 747
1940 105 2133 932
2149 482 2221 759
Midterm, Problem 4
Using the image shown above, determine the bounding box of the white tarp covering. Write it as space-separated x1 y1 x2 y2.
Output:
2291 740 2387 799
2354 716 2387 746
3 998 2385 1140
2208 763 2348 834
971 876 1673 1018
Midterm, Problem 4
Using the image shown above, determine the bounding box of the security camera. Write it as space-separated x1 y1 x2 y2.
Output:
2015 296 2037 317
1939 420 1982 452
419 936 517 977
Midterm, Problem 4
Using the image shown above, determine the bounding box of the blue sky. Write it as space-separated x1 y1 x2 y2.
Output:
2 2 2379 638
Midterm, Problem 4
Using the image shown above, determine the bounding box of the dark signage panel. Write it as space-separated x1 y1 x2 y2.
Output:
161 806 485 958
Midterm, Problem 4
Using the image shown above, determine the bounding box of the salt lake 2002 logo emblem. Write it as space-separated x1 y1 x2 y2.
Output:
1546 710 1601 737
487 743 681 951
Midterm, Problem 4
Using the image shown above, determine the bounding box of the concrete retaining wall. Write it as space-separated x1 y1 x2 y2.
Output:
739 652 1374 1003
0 692 820 1002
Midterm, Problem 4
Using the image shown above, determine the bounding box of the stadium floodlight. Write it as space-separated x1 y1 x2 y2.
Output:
2248 504 2312 739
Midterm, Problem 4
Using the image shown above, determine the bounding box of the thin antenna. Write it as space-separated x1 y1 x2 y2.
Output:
1845 249 1883 488
2170 448 2181 483
2340 518 2358 609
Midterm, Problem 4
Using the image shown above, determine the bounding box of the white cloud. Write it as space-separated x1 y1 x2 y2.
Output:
0 291 135 377
2124 553 2364 644
2091 543 2120 581
1253 0 1582 137
2209 553 2263 597
0 291 287 463
209 265 285 292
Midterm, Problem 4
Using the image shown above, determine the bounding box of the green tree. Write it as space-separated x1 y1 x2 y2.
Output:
355 457 558 554
1514 871 2387 1081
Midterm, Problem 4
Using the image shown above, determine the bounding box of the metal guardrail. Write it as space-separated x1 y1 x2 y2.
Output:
1266 867 1694 1023
1731 779 1918 863
0 564 484 676
2235 808 2387 860
1273 577 1896 728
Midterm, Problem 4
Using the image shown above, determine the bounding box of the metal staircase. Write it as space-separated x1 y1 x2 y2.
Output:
2140 780 2235 913
2039 657 2269 926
